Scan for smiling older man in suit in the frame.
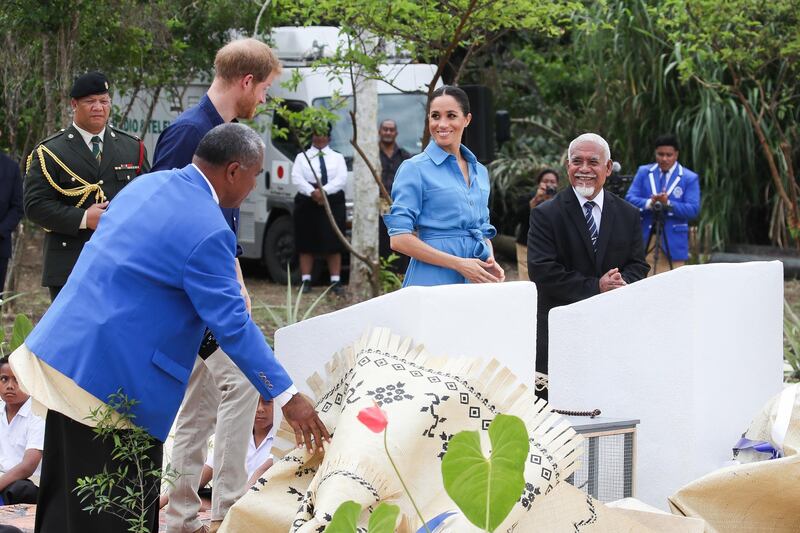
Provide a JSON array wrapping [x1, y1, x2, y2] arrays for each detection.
[[10, 123, 329, 533], [528, 133, 649, 400]]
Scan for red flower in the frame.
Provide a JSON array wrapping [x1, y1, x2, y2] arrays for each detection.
[[357, 404, 388, 433]]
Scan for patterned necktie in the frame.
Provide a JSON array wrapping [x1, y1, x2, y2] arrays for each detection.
[[318, 151, 328, 186], [91, 135, 102, 163], [584, 201, 598, 252], [659, 171, 667, 193]]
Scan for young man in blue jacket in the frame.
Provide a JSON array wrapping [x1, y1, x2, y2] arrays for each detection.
[[625, 134, 701, 274]]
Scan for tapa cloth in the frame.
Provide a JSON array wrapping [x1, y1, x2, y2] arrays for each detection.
[[669, 384, 800, 532], [219, 328, 584, 532]]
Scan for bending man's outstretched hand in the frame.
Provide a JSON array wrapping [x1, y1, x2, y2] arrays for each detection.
[[282, 393, 331, 454]]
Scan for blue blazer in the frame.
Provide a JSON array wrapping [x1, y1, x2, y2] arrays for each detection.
[[25, 164, 292, 441], [625, 163, 701, 261]]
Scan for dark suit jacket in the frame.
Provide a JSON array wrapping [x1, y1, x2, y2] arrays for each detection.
[[23, 124, 149, 287], [0, 152, 23, 258], [527, 188, 649, 375]]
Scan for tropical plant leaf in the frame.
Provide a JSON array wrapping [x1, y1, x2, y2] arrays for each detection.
[[301, 283, 335, 321], [324, 500, 361, 533], [441, 414, 529, 532], [368, 502, 400, 533], [10, 313, 34, 351]]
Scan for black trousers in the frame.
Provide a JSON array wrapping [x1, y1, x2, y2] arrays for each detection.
[[0, 478, 38, 504], [0, 256, 8, 294], [35, 410, 162, 533], [47, 285, 62, 301]]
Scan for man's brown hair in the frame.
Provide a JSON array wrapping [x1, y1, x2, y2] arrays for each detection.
[[214, 38, 282, 84]]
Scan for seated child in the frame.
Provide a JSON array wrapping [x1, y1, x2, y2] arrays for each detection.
[[0, 356, 45, 505], [161, 396, 275, 509]]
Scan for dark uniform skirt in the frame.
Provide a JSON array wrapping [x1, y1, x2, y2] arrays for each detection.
[[294, 191, 346, 254], [35, 410, 162, 533]]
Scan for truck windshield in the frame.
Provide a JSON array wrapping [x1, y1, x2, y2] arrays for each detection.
[[313, 93, 428, 164]]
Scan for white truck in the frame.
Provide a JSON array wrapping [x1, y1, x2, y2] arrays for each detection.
[[114, 26, 437, 282]]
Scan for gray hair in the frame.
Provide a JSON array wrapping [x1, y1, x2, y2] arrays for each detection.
[[195, 123, 265, 168], [568, 133, 611, 162]]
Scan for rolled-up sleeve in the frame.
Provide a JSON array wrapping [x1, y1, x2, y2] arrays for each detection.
[[383, 160, 421, 236]]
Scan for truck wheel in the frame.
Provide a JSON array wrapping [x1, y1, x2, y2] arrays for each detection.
[[263, 216, 299, 284]]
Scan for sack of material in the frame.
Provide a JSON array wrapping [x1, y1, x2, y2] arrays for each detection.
[[669, 384, 800, 532]]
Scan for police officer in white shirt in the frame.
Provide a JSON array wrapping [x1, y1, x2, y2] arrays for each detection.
[[291, 123, 348, 295]]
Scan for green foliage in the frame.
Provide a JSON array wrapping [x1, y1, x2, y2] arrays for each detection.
[[783, 299, 800, 382], [253, 266, 333, 341], [487, 133, 564, 235], [368, 502, 401, 532], [0, 292, 33, 357], [379, 254, 403, 294], [441, 414, 529, 532], [74, 390, 179, 533], [659, 0, 800, 247], [326, 500, 361, 533], [324, 501, 400, 533]]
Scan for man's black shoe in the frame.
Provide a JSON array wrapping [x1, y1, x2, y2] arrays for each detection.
[[301, 281, 312, 294]]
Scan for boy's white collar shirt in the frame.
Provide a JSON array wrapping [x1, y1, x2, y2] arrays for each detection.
[[0, 397, 45, 479]]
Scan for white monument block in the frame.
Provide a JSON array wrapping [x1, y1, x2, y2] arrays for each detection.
[[548, 261, 784, 508], [275, 281, 538, 396]]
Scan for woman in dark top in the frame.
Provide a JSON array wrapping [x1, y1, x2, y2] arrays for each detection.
[[516, 168, 560, 280]]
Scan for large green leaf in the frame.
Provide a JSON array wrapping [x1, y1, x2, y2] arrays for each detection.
[[10, 314, 34, 351], [324, 500, 361, 533], [368, 502, 400, 533], [441, 414, 529, 532]]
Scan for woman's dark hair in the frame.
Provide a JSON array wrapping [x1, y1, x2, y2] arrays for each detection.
[[536, 168, 560, 184], [0, 356, 9, 367], [428, 85, 470, 116]]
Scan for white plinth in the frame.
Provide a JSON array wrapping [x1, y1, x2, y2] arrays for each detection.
[[274, 281, 538, 396], [548, 261, 784, 508]]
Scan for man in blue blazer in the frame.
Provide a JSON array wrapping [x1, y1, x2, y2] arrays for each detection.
[[625, 134, 701, 274], [10, 123, 329, 533]]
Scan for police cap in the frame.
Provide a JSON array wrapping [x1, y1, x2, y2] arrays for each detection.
[[70, 71, 110, 99]]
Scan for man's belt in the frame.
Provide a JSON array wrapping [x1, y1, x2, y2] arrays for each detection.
[[418, 223, 497, 261]]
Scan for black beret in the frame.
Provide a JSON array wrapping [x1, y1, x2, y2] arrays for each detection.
[[70, 71, 110, 99]]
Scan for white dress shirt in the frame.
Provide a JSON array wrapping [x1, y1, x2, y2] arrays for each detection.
[[206, 425, 275, 478], [0, 397, 45, 481], [72, 122, 106, 154], [73, 122, 108, 230], [291, 145, 348, 196], [573, 187, 604, 233]]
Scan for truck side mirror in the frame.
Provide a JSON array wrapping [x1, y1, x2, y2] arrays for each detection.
[[495, 110, 510, 146]]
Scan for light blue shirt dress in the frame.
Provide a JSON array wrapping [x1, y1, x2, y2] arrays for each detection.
[[383, 141, 496, 287]]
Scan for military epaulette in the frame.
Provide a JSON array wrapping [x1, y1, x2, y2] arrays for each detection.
[[108, 124, 142, 142], [38, 128, 68, 146]]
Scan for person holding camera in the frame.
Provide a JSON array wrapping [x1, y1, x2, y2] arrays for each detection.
[[625, 134, 701, 274], [516, 169, 559, 281]]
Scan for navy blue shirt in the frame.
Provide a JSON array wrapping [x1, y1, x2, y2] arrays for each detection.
[[152, 94, 242, 256]]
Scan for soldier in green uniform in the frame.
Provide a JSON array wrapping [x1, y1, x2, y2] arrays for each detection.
[[24, 72, 150, 300]]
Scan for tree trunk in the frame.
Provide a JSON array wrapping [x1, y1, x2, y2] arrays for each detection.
[[42, 35, 57, 132], [349, 76, 381, 298]]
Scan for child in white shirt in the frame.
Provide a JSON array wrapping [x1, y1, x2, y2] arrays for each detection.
[[0, 356, 45, 505]]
